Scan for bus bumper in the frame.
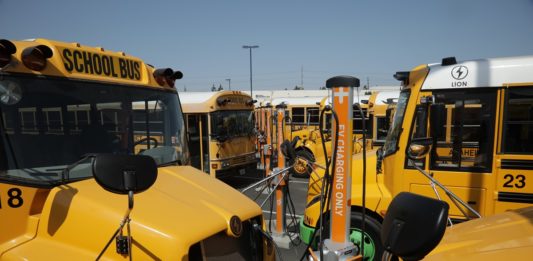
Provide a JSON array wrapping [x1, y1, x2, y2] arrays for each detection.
[[215, 162, 257, 178]]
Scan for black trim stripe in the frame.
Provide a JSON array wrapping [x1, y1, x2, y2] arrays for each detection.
[[498, 192, 533, 204], [501, 159, 533, 170]]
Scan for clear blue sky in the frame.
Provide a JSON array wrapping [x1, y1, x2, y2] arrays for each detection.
[[2, 0, 533, 92]]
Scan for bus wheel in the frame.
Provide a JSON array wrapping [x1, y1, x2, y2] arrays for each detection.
[[348, 212, 383, 261], [291, 150, 314, 178]]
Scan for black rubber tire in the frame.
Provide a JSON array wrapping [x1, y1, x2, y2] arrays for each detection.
[[349, 212, 383, 261], [290, 149, 315, 178]]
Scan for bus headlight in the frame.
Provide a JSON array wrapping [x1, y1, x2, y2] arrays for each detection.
[[221, 161, 230, 168]]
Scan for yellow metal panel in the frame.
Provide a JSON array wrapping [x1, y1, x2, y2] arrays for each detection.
[[1, 166, 263, 260], [427, 207, 533, 260], [410, 183, 486, 218]]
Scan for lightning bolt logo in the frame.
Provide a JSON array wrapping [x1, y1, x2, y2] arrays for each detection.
[[456, 67, 464, 78], [452, 66, 468, 80]]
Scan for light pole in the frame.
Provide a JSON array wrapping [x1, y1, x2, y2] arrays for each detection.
[[225, 78, 231, 90], [242, 45, 259, 98]]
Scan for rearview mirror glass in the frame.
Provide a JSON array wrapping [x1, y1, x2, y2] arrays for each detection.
[[93, 154, 157, 194], [407, 137, 433, 160]]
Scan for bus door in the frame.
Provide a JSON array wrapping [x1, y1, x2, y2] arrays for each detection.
[[494, 86, 533, 212], [405, 89, 497, 219], [186, 114, 209, 174]]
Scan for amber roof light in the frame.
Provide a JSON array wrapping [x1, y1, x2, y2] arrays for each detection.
[[0, 39, 17, 68]]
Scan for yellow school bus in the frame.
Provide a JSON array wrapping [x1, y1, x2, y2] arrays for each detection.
[[289, 92, 377, 178], [0, 38, 274, 260], [367, 90, 400, 148], [300, 55, 533, 260], [270, 96, 323, 134], [379, 192, 533, 261], [180, 91, 257, 178]]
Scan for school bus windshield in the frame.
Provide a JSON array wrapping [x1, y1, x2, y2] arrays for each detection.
[[0, 75, 189, 186], [382, 90, 410, 156], [210, 110, 254, 140]]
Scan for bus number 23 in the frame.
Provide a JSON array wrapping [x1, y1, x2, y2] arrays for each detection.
[[503, 174, 526, 189], [0, 188, 24, 208]]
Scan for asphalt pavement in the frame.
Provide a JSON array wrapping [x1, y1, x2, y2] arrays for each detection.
[[220, 168, 311, 261]]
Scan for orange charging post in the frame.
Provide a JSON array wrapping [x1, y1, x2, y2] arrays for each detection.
[[274, 104, 287, 234], [257, 105, 269, 172], [264, 105, 273, 178], [255, 108, 261, 167], [322, 76, 360, 260], [268, 103, 295, 249]]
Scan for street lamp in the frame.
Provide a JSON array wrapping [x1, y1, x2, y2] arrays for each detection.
[[242, 45, 259, 98], [225, 78, 231, 90]]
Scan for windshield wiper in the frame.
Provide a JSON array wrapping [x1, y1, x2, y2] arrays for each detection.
[[60, 154, 95, 184], [157, 159, 182, 167]]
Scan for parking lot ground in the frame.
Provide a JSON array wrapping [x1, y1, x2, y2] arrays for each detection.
[[220, 169, 311, 260]]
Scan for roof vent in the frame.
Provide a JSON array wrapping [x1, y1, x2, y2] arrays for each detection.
[[441, 57, 457, 66]]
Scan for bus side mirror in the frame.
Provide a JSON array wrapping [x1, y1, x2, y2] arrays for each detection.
[[407, 137, 433, 160], [430, 104, 445, 139], [381, 192, 449, 261], [280, 139, 297, 162], [93, 154, 157, 259], [93, 154, 157, 195]]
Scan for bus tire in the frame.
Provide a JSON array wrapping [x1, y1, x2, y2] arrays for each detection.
[[291, 149, 314, 178], [349, 212, 383, 261], [319, 212, 383, 261]]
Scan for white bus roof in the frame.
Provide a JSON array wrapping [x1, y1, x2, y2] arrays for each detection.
[[374, 91, 400, 105], [179, 91, 251, 104], [422, 55, 533, 90], [179, 92, 219, 104], [269, 96, 325, 107]]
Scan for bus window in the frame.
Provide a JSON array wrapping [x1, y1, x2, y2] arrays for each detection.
[[308, 108, 319, 125], [43, 107, 63, 133], [210, 111, 254, 139], [292, 107, 305, 124], [406, 104, 429, 168], [67, 104, 90, 133], [352, 107, 374, 138], [503, 87, 533, 154], [187, 115, 201, 170], [430, 90, 496, 172], [375, 117, 389, 141], [98, 103, 121, 134], [20, 107, 37, 134]]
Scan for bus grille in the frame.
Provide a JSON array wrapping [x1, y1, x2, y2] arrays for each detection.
[[229, 153, 255, 166]]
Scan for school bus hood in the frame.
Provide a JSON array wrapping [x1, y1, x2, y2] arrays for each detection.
[[2, 166, 262, 260], [426, 207, 533, 260]]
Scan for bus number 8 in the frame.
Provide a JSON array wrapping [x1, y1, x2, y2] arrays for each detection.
[[0, 188, 24, 208]]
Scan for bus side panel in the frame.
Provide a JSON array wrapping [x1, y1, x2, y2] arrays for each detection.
[[0, 184, 48, 253]]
